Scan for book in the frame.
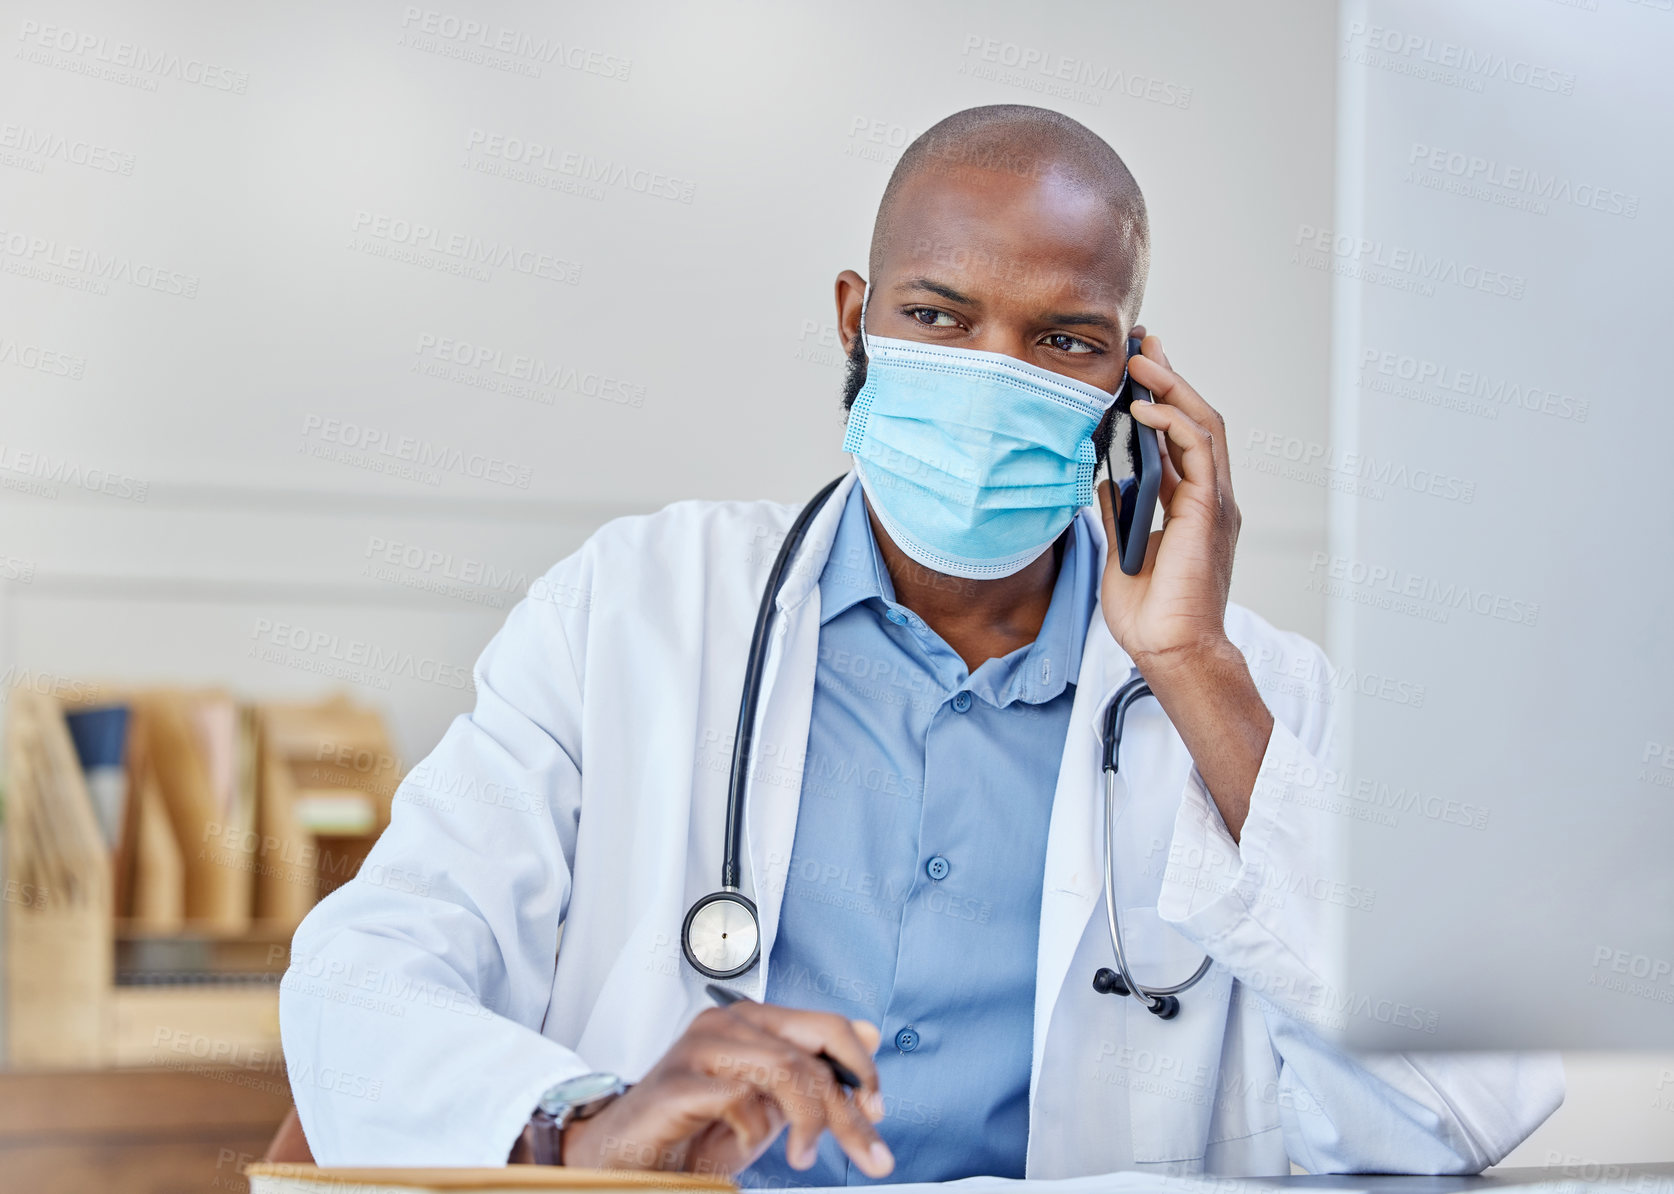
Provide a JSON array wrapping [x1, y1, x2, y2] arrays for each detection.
[[241, 1163, 736, 1194]]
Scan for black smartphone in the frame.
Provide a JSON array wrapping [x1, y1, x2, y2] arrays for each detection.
[[1106, 335, 1160, 576]]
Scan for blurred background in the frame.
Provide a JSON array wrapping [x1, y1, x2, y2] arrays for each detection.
[[0, 0, 1668, 1187]]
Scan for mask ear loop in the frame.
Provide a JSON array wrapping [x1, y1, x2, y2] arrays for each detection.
[[858, 281, 872, 359]]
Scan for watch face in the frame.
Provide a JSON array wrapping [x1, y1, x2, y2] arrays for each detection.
[[538, 1071, 623, 1116]]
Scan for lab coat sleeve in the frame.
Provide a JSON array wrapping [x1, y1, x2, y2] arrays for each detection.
[[1153, 632, 1564, 1173], [279, 564, 593, 1164]]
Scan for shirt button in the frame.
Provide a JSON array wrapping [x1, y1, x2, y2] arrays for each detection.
[[895, 1027, 920, 1053], [951, 691, 973, 713], [885, 609, 908, 626], [926, 856, 950, 881]]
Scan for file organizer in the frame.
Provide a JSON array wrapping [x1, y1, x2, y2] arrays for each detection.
[[3, 685, 400, 1068]]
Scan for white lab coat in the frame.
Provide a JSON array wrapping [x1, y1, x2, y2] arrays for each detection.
[[280, 469, 1562, 1174]]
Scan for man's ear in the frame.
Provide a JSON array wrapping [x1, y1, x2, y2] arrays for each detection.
[[835, 269, 867, 356]]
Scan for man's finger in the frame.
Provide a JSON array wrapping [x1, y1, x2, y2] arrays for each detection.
[[816, 1064, 895, 1179], [1130, 401, 1218, 493], [1140, 331, 1170, 370], [1129, 350, 1235, 498], [1157, 434, 1181, 511], [699, 1024, 892, 1178], [718, 1091, 776, 1156], [724, 1003, 881, 1097]]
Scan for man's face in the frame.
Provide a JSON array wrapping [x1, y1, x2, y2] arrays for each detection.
[[843, 159, 1139, 412]]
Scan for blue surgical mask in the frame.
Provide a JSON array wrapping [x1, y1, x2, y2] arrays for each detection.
[[842, 283, 1122, 579]]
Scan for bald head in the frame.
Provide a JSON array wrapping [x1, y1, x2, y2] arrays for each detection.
[[868, 105, 1149, 322]]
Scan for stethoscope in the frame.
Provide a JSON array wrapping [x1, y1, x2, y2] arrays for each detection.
[[680, 474, 1213, 1020]]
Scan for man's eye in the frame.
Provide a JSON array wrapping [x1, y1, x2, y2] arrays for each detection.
[[908, 307, 959, 328], [1045, 333, 1095, 354]]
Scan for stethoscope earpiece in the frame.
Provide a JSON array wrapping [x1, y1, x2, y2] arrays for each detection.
[[1092, 968, 1130, 996]]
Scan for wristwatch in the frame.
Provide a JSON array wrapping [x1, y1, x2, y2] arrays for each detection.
[[519, 1071, 628, 1165]]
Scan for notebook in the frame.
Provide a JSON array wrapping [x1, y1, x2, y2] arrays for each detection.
[[241, 1164, 736, 1194]]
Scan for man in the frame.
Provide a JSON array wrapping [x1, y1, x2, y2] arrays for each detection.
[[280, 105, 1561, 1179]]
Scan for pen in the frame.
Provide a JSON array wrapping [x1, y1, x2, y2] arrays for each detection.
[[704, 982, 862, 1091]]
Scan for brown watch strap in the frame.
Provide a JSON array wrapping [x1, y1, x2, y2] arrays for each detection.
[[511, 1085, 628, 1165], [509, 1112, 563, 1165]]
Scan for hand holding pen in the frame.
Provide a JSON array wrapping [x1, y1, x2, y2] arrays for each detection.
[[704, 982, 865, 1090], [557, 983, 892, 1176]]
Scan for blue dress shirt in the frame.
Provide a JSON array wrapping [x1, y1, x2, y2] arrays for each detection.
[[741, 482, 1097, 1186]]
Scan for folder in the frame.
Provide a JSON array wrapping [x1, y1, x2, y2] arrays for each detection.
[[242, 1164, 735, 1194], [129, 691, 253, 930], [2, 688, 113, 1067]]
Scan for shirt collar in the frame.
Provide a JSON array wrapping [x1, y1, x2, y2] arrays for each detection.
[[815, 481, 1095, 706], [817, 480, 896, 624]]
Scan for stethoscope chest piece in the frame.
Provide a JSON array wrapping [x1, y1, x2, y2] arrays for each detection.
[[682, 889, 761, 980]]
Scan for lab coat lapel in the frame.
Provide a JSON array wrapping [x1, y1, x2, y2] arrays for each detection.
[[737, 471, 858, 998], [1030, 506, 1135, 1108]]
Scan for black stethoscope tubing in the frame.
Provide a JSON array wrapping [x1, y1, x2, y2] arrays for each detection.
[[720, 474, 845, 891]]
